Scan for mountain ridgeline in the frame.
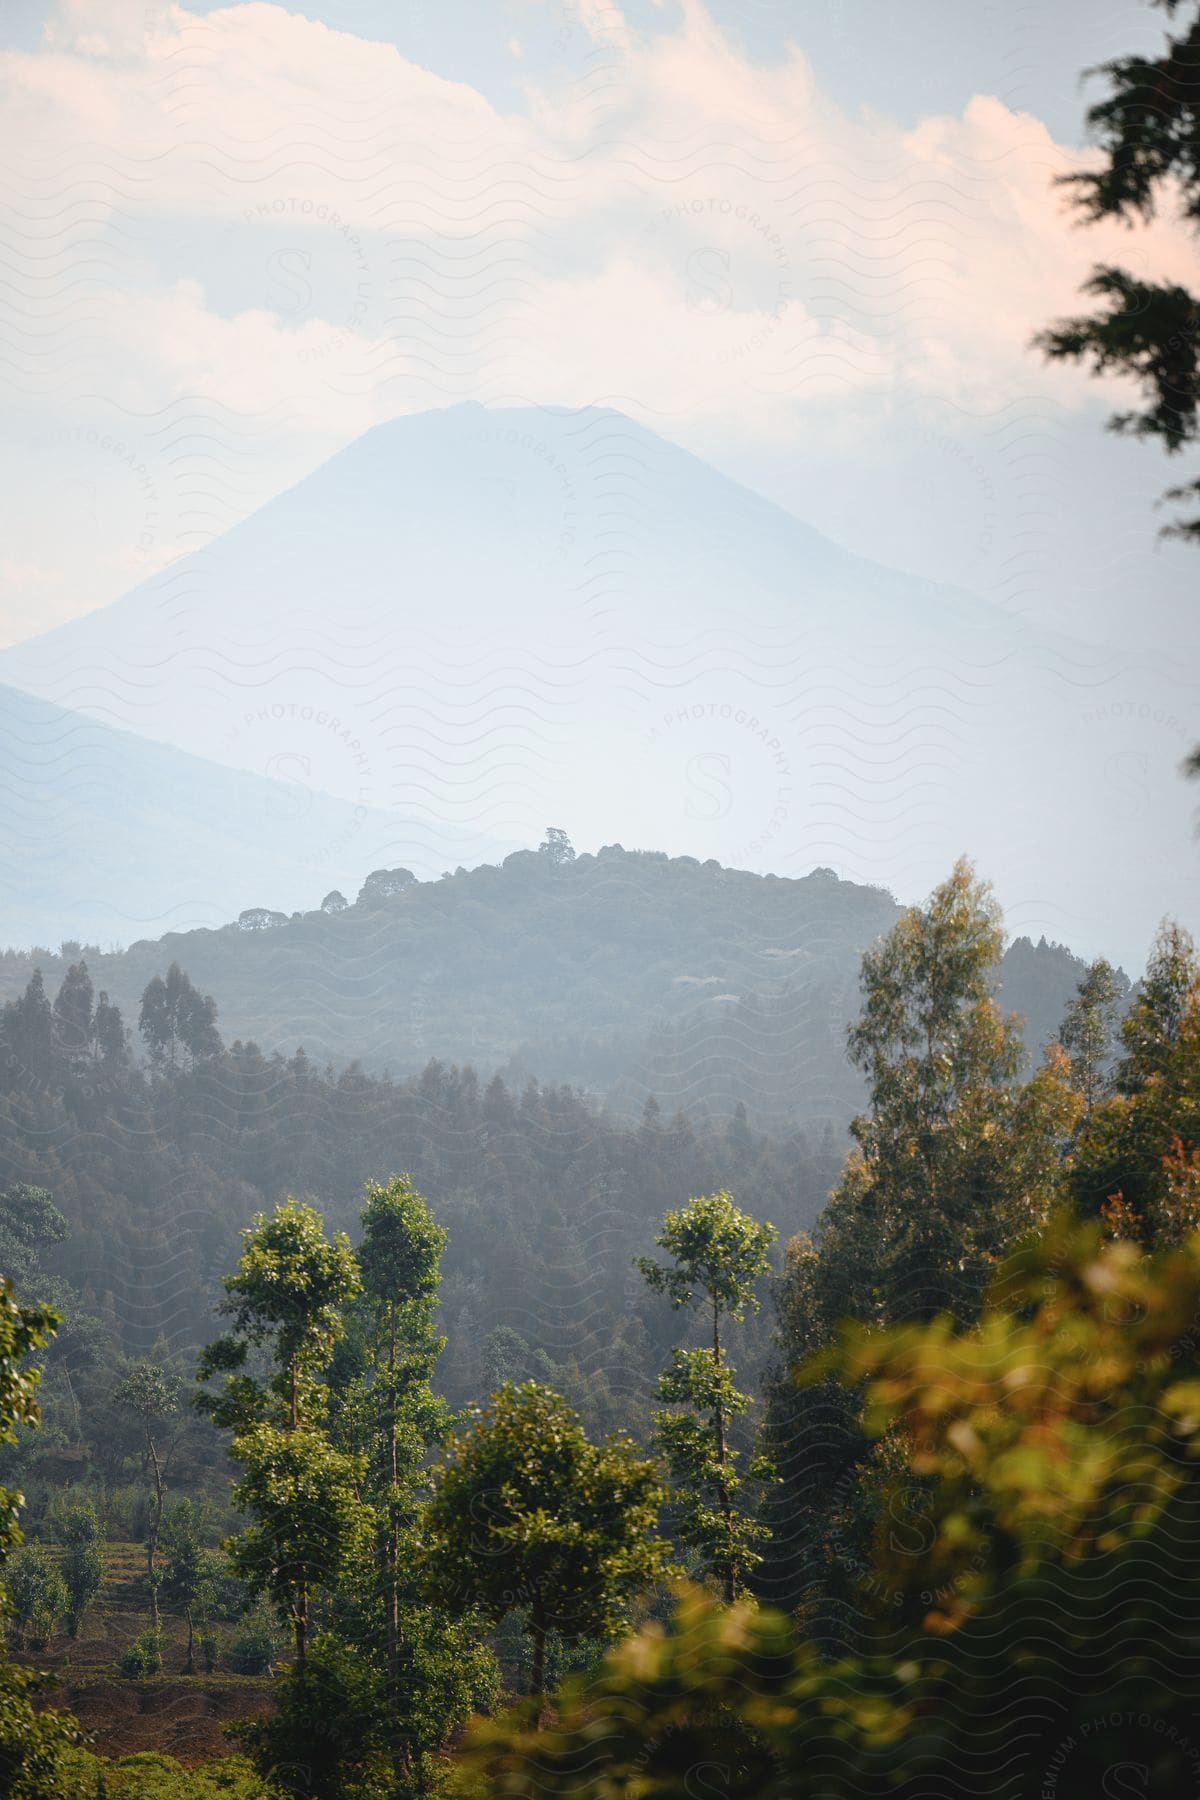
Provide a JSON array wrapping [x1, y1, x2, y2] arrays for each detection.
[[0, 843, 1107, 1131], [0, 401, 1190, 970], [0, 682, 493, 952]]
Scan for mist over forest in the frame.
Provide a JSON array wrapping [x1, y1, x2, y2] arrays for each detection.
[[2, 3, 1200, 1798]]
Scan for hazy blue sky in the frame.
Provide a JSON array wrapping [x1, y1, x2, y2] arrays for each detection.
[[0, 1, 1161, 138]]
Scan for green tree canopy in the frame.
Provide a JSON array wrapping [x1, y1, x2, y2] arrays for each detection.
[[636, 1188, 776, 1321], [822, 857, 1076, 1325], [138, 962, 222, 1069], [160, 1500, 217, 1675], [1067, 920, 1200, 1242], [758, 863, 1079, 1626], [423, 1381, 670, 1699], [0, 1186, 69, 1294], [227, 1423, 367, 1669], [199, 1198, 361, 1431], [1058, 955, 1123, 1117]]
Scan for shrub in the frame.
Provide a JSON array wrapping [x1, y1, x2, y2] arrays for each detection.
[[6, 1544, 68, 1650], [58, 1500, 106, 1638], [120, 1627, 164, 1679], [226, 1609, 277, 1676], [231, 1639, 390, 1799]]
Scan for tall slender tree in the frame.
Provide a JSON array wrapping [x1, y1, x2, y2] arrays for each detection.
[[114, 1359, 181, 1629], [353, 1175, 452, 1775], [1067, 920, 1200, 1243], [138, 963, 222, 1070], [637, 1191, 776, 1603], [160, 1500, 216, 1675], [1059, 957, 1124, 1118], [51, 963, 93, 1063], [198, 1199, 363, 1666], [828, 857, 1075, 1324], [758, 863, 1078, 1628]]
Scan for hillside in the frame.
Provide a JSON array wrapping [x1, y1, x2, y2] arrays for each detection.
[[0, 684, 497, 948], [0, 842, 1106, 1128]]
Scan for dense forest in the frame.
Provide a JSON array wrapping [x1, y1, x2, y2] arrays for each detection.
[[2, 843, 1196, 1797], [0, 838, 1104, 1130]]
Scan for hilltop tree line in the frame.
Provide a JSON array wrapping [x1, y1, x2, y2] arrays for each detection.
[[0, 838, 1101, 1132]]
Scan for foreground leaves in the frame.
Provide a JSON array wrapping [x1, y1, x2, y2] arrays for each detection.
[[465, 1216, 1200, 1798]]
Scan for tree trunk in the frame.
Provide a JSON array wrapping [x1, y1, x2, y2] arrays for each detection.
[[385, 1301, 408, 1774], [294, 1587, 307, 1668], [288, 1354, 306, 1667], [147, 1431, 164, 1630], [529, 1602, 547, 1707], [712, 1301, 735, 1605], [185, 1608, 194, 1676]]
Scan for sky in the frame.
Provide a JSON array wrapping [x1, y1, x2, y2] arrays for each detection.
[[0, 0, 1198, 963]]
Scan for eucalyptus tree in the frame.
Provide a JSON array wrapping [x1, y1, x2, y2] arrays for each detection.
[[114, 1359, 181, 1628], [1059, 957, 1124, 1118], [351, 1175, 454, 1772], [637, 1190, 776, 1603], [198, 1199, 363, 1666]]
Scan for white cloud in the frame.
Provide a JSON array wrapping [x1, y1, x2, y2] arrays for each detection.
[[2, 0, 1198, 635]]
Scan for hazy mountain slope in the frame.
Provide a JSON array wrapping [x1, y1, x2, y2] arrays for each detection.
[[0, 845, 1102, 1129], [0, 684, 496, 948], [1, 402, 1192, 967]]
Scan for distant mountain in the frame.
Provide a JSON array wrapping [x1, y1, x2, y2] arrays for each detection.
[[1, 401, 1194, 966], [0, 844, 1108, 1129], [0, 684, 499, 948]]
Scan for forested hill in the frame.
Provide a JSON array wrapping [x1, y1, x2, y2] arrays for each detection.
[[0, 841, 1110, 1128]]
